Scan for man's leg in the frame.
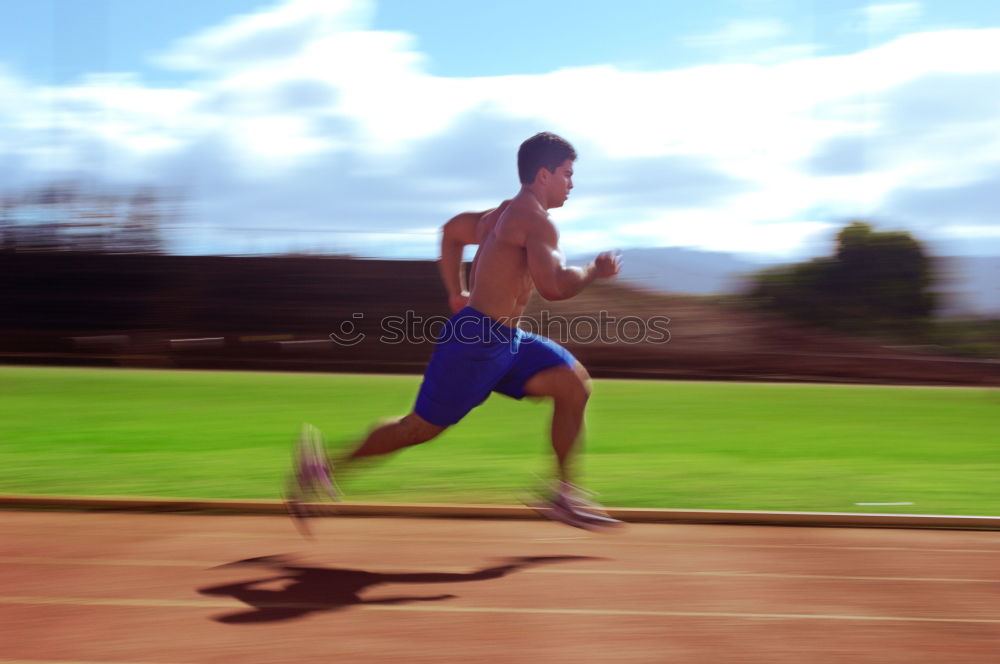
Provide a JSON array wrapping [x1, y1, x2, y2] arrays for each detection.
[[288, 412, 444, 522], [520, 360, 619, 530], [339, 412, 445, 463], [522, 361, 592, 482]]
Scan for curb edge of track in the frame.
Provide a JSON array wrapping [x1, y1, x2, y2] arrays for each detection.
[[2, 494, 999, 531]]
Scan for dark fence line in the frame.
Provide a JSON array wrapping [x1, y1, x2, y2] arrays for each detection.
[[1, 253, 997, 386], [1, 252, 452, 364]]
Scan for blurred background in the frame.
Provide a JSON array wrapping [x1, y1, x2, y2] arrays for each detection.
[[1, 0, 998, 382]]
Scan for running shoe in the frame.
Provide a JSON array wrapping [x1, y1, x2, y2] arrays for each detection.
[[531, 481, 623, 531], [285, 423, 339, 537]]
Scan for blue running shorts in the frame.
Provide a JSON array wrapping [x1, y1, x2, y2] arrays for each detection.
[[414, 306, 578, 427]]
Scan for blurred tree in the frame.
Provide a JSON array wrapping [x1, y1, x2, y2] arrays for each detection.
[[2, 182, 166, 254], [749, 221, 936, 332], [832, 221, 935, 323], [117, 188, 165, 254], [0, 196, 13, 252]]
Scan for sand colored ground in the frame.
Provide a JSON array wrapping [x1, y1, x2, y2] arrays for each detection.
[[2, 510, 1000, 663]]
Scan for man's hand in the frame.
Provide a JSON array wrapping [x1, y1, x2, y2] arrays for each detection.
[[449, 291, 470, 313], [590, 251, 622, 279]]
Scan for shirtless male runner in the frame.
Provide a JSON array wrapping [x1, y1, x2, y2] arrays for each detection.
[[288, 132, 623, 530]]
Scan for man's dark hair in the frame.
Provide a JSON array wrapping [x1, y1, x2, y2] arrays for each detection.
[[517, 132, 577, 184]]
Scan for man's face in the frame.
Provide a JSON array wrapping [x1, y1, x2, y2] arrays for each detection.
[[545, 159, 575, 208]]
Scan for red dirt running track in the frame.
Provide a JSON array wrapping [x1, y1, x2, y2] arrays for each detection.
[[2, 510, 999, 663]]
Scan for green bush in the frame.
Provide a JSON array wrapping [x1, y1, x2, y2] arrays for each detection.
[[749, 221, 935, 333]]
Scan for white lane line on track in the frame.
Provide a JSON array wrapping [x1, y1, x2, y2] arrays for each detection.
[[2, 556, 999, 584], [1, 595, 999, 625], [0, 660, 172, 664], [532, 569, 1000, 583], [70, 528, 995, 553], [0, 557, 208, 568], [367, 604, 1000, 624], [5, 525, 1000, 553], [154, 532, 1000, 554]]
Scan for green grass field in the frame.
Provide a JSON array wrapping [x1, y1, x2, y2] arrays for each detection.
[[2, 366, 998, 515]]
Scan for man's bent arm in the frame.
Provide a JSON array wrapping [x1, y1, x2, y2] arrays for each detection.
[[525, 227, 593, 301], [439, 212, 481, 310], [526, 223, 620, 301]]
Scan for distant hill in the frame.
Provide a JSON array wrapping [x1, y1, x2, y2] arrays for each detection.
[[570, 247, 767, 296], [935, 256, 1000, 316], [572, 247, 1000, 316]]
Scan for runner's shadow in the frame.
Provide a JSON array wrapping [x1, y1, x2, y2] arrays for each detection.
[[198, 554, 599, 624]]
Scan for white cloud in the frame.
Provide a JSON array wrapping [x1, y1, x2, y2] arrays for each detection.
[[860, 3, 923, 36], [682, 18, 818, 65], [2, 0, 999, 259], [684, 18, 790, 47], [155, 0, 373, 72]]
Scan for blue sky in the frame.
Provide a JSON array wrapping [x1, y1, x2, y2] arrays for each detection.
[[2, 0, 1000, 259]]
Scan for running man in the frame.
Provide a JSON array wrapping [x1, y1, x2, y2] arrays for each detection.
[[289, 132, 623, 530]]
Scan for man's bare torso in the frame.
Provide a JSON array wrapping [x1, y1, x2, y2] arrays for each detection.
[[467, 192, 554, 325]]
